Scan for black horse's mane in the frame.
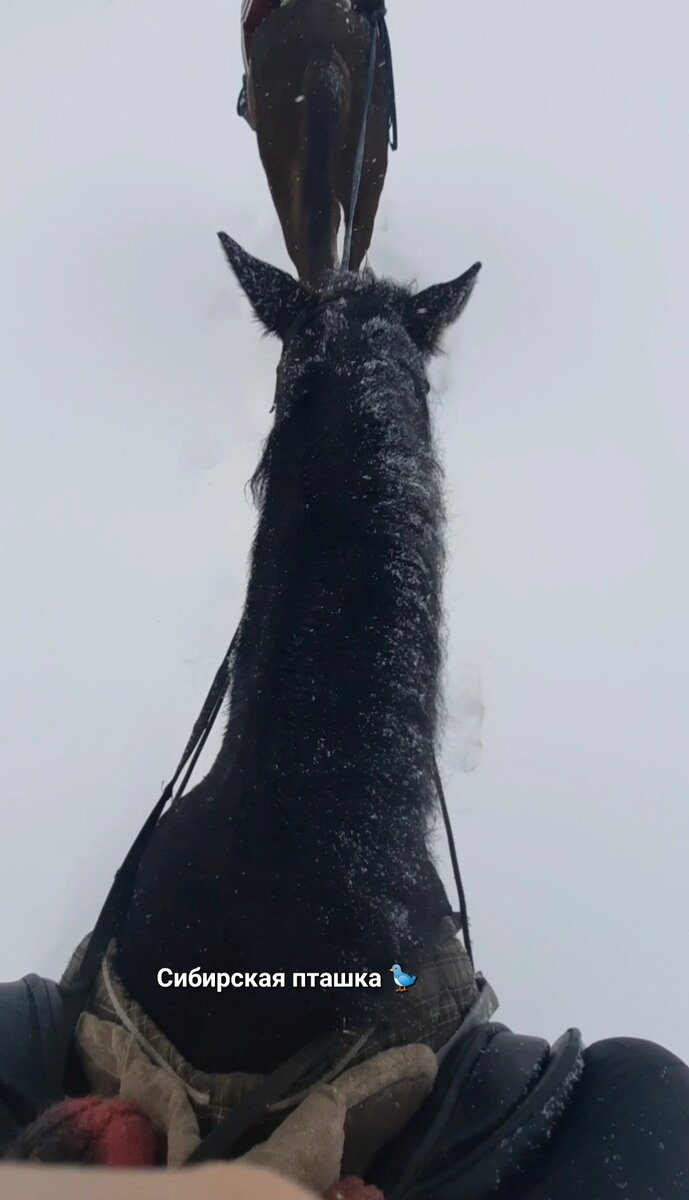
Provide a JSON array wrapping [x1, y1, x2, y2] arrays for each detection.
[[220, 286, 448, 878], [117, 269, 456, 1071]]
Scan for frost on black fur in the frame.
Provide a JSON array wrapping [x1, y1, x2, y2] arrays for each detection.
[[117, 244, 480, 1073]]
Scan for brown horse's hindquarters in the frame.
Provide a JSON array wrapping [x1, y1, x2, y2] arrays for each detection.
[[249, 1, 389, 283]]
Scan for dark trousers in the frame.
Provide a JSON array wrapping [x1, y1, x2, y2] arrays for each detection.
[[509, 1037, 689, 1198]]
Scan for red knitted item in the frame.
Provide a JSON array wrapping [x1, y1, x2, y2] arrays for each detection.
[[324, 1178, 385, 1200], [5, 1096, 161, 1166]]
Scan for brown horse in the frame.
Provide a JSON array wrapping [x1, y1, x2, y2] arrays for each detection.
[[246, 0, 393, 288]]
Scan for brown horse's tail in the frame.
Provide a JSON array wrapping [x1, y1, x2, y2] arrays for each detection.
[[297, 51, 351, 287]]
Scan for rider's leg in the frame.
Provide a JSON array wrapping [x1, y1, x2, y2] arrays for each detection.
[[516, 1037, 689, 1198]]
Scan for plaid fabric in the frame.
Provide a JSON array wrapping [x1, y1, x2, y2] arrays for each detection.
[[62, 930, 477, 1128]]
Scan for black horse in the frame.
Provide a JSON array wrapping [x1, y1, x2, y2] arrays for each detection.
[[4, 247, 689, 1198], [115, 240, 481, 1074]]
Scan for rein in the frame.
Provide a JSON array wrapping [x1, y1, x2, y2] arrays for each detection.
[[71, 608, 472, 1002], [64, 607, 472, 1161], [68, 632, 239, 998], [341, 2, 397, 273]]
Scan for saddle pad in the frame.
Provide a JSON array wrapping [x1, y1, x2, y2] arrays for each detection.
[[62, 930, 478, 1129]]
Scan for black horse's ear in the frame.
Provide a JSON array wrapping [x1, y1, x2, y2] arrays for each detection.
[[217, 234, 309, 339], [405, 263, 482, 355]]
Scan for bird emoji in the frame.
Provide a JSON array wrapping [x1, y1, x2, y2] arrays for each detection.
[[390, 963, 417, 993]]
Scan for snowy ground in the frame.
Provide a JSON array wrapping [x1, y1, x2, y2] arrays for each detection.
[[2, 1, 688, 1060]]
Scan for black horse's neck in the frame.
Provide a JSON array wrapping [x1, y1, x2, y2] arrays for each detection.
[[221, 327, 444, 877], [117, 252, 480, 1073]]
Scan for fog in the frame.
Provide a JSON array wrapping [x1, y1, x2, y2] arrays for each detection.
[[1, 1, 687, 1059]]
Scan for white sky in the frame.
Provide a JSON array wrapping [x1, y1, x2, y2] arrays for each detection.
[[1, 1, 688, 1061]]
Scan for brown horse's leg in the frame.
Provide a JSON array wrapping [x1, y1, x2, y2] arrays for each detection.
[[293, 54, 351, 288], [269, 167, 303, 275], [255, 61, 346, 288], [265, 163, 335, 288]]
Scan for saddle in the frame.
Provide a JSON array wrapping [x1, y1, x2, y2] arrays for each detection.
[[0, 961, 582, 1200]]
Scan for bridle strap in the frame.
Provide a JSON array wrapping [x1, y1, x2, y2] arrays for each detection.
[[341, 3, 397, 272], [282, 298, 335, 345], [184, 1032, 340, 1164], [341, 8, 381, 273], [66, 630, 239, 998], [435, 760, 473, 968]]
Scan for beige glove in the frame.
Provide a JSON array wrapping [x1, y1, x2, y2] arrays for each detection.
[[76, 1007, 436, 1187], [241, 1044, 437, 1194]]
